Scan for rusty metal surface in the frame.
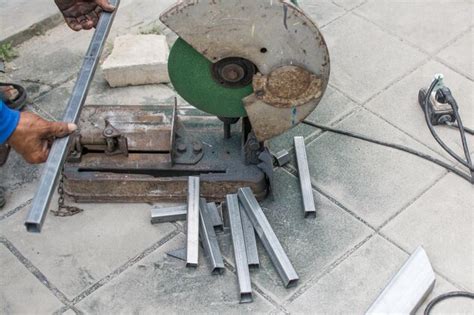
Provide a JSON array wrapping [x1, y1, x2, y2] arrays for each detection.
[[252, 66, 323, 108], [63, 112, 269, 203], [78, 106, 173, 152]]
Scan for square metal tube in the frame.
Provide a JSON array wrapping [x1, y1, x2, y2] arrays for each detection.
[[226, 194, 253, 303], [199, 198, 225, 275], [186, 176, 200, 267], [294, 136, 316, 218], [238, 187, 299, 288], [240, 206, 260, 268], [207, 202, 224, 231], [150, 205, 187, 224]]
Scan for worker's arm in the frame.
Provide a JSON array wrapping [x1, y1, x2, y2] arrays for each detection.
[[0, 100, 20, 144], [55, 0, 115, 31]]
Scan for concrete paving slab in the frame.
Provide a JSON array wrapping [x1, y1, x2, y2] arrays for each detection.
[[287, 235, 473, 314], [320, 13, 427, 103], [365, 60, 474, 161], [0, 182, 35, 221], [332, 0, 366, 10], [0, 201, 177, 299], [299, 0, 346, 27], [6, 23, 93, 86], [0, 150, 39, 189], [0, 245, 64, 314], [218, 169, 372, 302], [0, 0, 61, 45], [87, 69, 178, 106], [416, 275, 474, 315], [382, 173, 474, 291], [102, 35, 170, 87], [303, 108, 446, 228], [438, 28, 474, 80], [77, 234, 277, 313], [268, 87, 358, 155], [286, 235, 407, 314], [306, 86, 358, 126], [355, 0, 473, 54]]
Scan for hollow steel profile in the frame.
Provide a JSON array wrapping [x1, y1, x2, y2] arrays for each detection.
[[240, 207, 260, 268], [186, 176, 200, 267], [24, 0, 120, 233], [366, 246, 436, 315], [150, 205, 187, 224], [238, 187, 299, 288], [207, 202, 224, 231], [226, 194, 253, 303], [199, 199, 225, 275], [294, 136, 316, 218]]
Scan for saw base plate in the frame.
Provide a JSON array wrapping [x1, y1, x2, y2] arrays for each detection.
[[62, 105, 268, 203]]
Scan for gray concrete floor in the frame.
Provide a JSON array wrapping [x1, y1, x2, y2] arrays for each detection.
[[1, 0, 473, 314]]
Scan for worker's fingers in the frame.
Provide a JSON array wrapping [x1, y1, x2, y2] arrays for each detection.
[[86, 11, 99, 28], [43, 122, 78, 139], [65, 17, 82, 31], [95, 0, 115, 12], [77, 15, 94, 30]]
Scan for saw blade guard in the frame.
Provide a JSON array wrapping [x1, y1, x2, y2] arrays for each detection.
[[161, 0, 330, 141]]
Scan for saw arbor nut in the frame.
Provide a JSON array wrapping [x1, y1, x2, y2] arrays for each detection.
[[253, 66, 323, 108]]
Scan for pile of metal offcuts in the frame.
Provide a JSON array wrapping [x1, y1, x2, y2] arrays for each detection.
[[149, 133, 318, 303], [151, 182, 299, 304]]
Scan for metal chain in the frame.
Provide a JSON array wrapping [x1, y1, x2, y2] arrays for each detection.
[[50, 171, 84, 217]]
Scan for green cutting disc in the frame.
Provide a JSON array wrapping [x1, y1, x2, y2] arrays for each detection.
[[168, 38, 253, 118]]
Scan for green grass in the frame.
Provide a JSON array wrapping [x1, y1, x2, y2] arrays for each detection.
[[0, 43, 18, 62]]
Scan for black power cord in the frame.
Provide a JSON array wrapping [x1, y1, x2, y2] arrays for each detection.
[[424, 291, 474, 315], [302, 121, 473, 183], [302, 76, 473, 184], [422, 77, 473, 180]]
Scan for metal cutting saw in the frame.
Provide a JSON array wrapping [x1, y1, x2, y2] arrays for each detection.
[[62, 0, 330, 203]]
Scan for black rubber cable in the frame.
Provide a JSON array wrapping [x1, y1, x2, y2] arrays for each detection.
[[446, 123, 474, 136], [424, 291, 474, 315], [423, 79, 473, 171], [302, 120, 473, 183]]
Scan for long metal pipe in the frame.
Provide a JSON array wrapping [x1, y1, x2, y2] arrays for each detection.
[[24, 0, 120, 233]]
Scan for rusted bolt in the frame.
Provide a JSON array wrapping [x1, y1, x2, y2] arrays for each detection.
[[193, 142, 203, 154], [177, 143, 187, 153]]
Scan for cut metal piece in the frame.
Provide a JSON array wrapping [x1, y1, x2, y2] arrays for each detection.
[[167, 248, 187, 262], [207, 202, 224, 232], [24, 0, 120, 233], [199, 198, 225, 275], [226, 194, 253, 304], [150, 205, 187, 224], [238, 187, 299, 288], [240, 206, 260, 268], [366, 246, 436, 315], [294, 136, 316, 218], [273, 150, 290, 167], [186, 176, 200, 267]]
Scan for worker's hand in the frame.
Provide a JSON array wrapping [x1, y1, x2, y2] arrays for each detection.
[[7, 112, 77, 164], [55, 0, 115, 31]]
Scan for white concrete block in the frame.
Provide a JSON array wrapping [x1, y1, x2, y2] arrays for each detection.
[[102, 34, 170, 87]]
